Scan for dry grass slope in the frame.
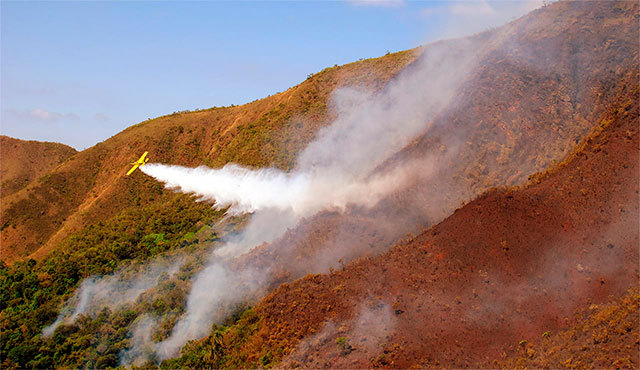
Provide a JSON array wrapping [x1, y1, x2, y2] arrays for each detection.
[[0, 136, 77, 198], [0, 49, 418, 264], [173, 65, 638, 369]]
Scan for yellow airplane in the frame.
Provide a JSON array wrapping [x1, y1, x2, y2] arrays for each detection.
[[126, 151, 149, 175]]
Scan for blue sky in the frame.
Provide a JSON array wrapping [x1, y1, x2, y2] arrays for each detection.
[[1, 0, 542, 150]]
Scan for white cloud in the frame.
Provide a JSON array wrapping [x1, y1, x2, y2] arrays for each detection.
[[5, 108, 79, 123], [94, 113, 109, 122], [346, 0, 405, 8]]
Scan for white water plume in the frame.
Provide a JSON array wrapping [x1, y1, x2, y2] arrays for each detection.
[[141, 164, 309, 216], [141, 159, 422, 221], [131, 36, 488, 362]]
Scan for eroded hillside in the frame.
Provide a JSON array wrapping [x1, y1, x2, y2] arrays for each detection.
[[170, 65, 638, 370], [0, 1, 638, 369]]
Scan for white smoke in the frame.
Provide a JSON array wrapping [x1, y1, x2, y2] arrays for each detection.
[[135, 36, 489, 361], [45, 35, 488, 363], [141, 36, 481, 236], [155, 260, 266, 359], [282, 299, 395, 366], [42, 257, 184, 337], [118, 314, 159, 366]]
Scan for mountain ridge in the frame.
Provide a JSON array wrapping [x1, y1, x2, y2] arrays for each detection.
[[0, 135, 77, 199], [0, 1, 638, 368], [1, 49, 419, 264]]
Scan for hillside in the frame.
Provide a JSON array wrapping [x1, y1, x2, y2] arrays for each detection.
[[2, 2, 638, 266], [0, 136, 77, 261], [171, 65, 638, 369], [0, 50, 418, 264], [501, 288, 639, 369], [187, 0, 639, 306], [0, 136, 76, 198], [0, 1, 638, 369]]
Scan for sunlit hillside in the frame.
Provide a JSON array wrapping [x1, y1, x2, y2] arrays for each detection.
[[1, 49, 418, 263], [0, 1, 638, 369], [0, 136, 76, 199]]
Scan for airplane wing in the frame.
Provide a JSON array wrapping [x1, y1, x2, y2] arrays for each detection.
[[126, 163, 140, 176], [139, 151, 148, 163]]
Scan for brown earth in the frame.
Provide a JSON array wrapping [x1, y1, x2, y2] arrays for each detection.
[[233, 0, 639, 299], [1, 1, 637, 266], [213, 68, 639, 368], [500, 288, 639, 369], [0, 136, 77, 261], [0, 136, 76, 198], [0, 49, 418, 264]]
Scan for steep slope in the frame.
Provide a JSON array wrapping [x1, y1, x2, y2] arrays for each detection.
[[211, 0, 639, 300], [400, 0, 639, 199], [0, 136, 77, 261], [0, 50, 418, 263], [0, 1, 638, 368], [2, 2, 637, 266], [501, 288, 639, 369], [0, 136, 76, 198], [180, 66, 638, 369]]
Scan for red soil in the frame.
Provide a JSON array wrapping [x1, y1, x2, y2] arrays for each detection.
[[241, 73, 639, 368]]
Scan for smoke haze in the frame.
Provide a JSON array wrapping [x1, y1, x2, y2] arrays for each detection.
[[48, 22, 566, 364], [31, 2, 639, 367], [133, 37, 489, 361], [42, 256, 184, 337]]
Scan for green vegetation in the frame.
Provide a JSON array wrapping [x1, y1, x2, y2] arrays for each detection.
[[160, 307, 264, 369], [0, 194, 224, 369], [212, 104, 294, 168], [336, 336, 354, 355]]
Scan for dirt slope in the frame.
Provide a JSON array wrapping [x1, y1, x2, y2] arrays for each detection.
[[233, 0, 639, 297], [0, 50, 418, 263], [401, 0, 639, 198], [1, 1, 637, 266], [0, 136, 76, 198], [501, 288, 639, 369], [0, 137, 77, 261], [210, 71, 639, 368]]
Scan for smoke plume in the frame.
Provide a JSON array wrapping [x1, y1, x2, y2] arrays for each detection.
[[46, 33, 503, 365], [42, 256, 184, 337], [134, 37, 488, 361]]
